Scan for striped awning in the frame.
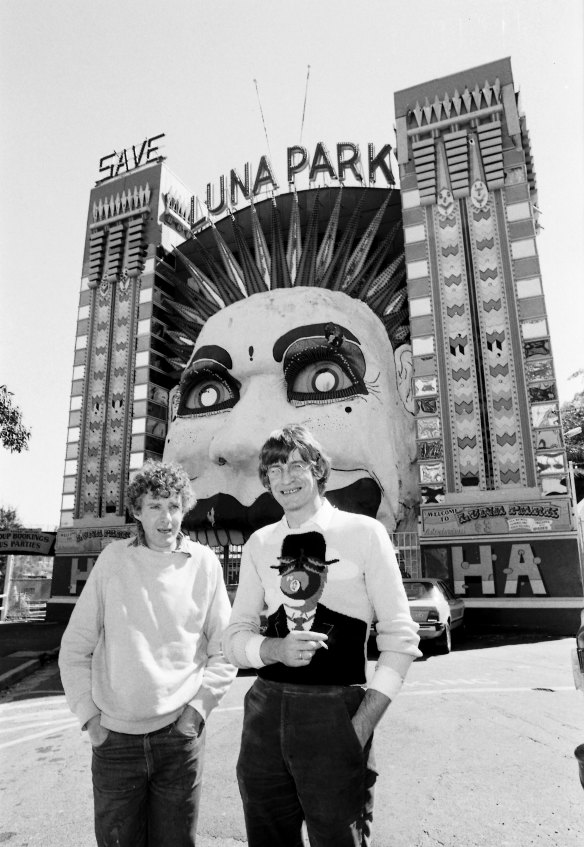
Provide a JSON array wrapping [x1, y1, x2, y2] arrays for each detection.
[[188, 528, 247, 547]]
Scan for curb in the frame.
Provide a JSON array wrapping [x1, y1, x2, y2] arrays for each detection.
[[0, 647, 60, 692]]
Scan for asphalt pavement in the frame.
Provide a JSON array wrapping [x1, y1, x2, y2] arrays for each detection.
[[2, 631, 583, 846]]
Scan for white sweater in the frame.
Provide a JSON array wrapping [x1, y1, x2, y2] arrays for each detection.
[[59, 536, 236, 734], [223, 500, 421, 700]]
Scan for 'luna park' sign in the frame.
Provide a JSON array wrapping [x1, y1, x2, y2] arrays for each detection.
[[200, 142, 396, 217], [97, 134, 395, 218]]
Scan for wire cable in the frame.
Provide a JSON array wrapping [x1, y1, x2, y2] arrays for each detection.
[[253, 78, 273, 163], [300, 65, 311, 143]]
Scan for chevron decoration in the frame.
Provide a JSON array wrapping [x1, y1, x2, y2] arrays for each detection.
[[466, 192, 526, 488], [101, 281, 138, 515], [76, 287, 111, 517], [408, 78, 502, 130], [92, 183, 151, 224], [76, 215, 145, 518], [433, 202, 482, 489]]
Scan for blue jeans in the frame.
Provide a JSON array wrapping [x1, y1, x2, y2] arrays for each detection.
[[237, 678, 377, 847], [91, 720, 205, 847]]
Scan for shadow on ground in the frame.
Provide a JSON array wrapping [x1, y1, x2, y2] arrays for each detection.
[[0, 621, 66, 657]]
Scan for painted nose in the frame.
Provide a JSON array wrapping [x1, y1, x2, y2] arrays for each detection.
[[208, 418, 260, 472], [208, 376, 288, 471]]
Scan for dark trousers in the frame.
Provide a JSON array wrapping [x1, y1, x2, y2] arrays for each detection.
[[91, 721, 205, 847], [237, 677, 377, 847]]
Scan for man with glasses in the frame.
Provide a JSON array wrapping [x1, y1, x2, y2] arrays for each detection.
[[223, 424, 421, 847]]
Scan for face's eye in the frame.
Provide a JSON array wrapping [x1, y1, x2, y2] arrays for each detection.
[[284, 345, 367, 405], [291, 360, 352, 396], [178, 366, 239, 417], [287, 577, 301, 594]]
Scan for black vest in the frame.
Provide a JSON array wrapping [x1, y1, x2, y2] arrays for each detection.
[[259, 603, 368, 685]]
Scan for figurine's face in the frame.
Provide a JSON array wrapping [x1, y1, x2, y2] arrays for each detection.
[[279, 562, 326, 610], [471, 179, 489, 210], [436, 187, 455, 218], [164, 287, 416, 539]]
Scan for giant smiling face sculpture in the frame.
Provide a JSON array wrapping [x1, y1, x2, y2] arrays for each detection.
[[163, 286, 416, 541]]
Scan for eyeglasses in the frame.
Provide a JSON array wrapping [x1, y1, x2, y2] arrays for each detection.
[[266, 461, 312, 482]]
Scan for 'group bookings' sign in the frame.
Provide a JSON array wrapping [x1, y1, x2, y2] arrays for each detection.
[[0, 530, 56, 556]]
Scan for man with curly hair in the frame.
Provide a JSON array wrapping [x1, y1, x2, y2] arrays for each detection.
[[59, 460, 236, 847]]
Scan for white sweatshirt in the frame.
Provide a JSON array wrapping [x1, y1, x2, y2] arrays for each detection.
[[223, 500, 421, 700], [59, 535, 236, 734]]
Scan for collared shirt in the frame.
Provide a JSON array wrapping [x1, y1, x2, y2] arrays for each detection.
[[222, 499, 421, 700], [285, 607, 317, 631]]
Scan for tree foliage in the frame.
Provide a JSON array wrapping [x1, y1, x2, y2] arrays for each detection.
[[560, 370, 584, 503], [0, 506, 23, 530], [561, 369, 584, 467], [12, 554, 53, 578], [0, 385, 31, 453], [562, 404, 584, 464]]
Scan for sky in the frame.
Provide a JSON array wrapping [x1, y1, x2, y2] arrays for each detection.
[[0, 0, 582, 530]]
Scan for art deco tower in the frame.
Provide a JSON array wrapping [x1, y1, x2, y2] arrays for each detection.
[[395, 58, 581, 626], [49, 149, 194, 619]]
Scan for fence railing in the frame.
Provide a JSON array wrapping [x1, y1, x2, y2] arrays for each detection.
[[214, 532, 422, 587], [26, 602, 47, 621], [391, 531, 422, 579], [0, 592, 47, 622], [213, 545, 242, 587]]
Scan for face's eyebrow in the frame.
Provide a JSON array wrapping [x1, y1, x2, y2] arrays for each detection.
[[272, 323, 361, 363], [190, 345, 233, 370]]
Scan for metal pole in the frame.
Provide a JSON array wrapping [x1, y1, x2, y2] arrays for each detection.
[[568, 461, 584, 591], [0, 554, 15, 621]]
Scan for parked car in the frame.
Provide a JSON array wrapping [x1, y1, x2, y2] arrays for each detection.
[[403, 578, 465, 653]]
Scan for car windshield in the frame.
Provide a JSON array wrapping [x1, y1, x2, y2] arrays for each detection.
[[404, 582, 435, 600]]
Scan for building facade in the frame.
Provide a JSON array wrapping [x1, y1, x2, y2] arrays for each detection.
[[395, 58, 581, 628], [48, 60, 582, 630], [50, 155, 194, 614]]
